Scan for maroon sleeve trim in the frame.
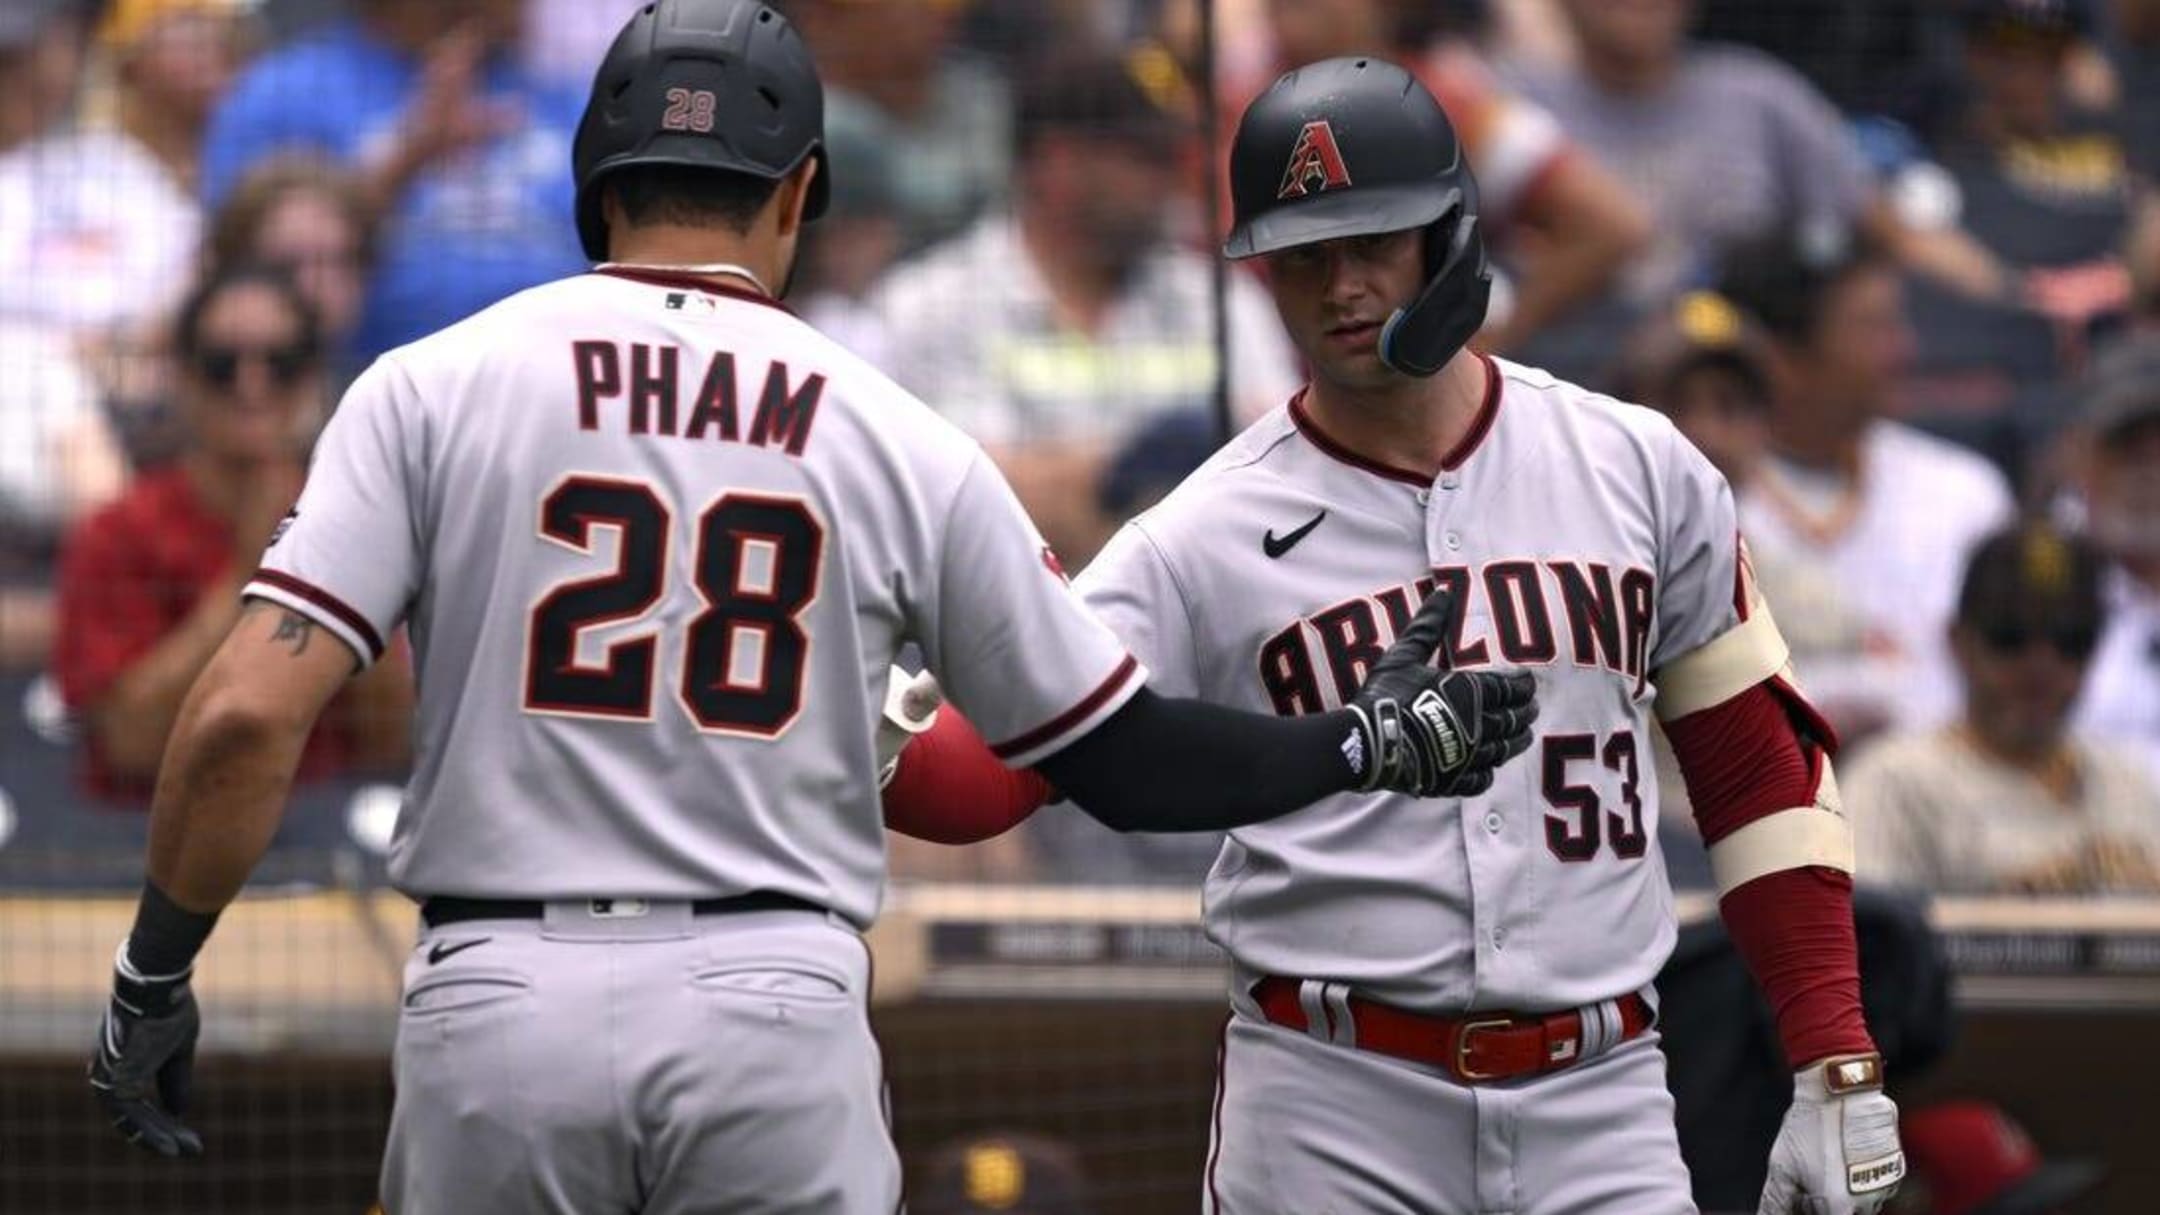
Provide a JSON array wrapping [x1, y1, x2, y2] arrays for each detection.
[[988, 654, 1142, 761], [248, 569, 386, 660]]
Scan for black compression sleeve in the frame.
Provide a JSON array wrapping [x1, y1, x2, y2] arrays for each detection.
[[1032, 687, 1361, 832]]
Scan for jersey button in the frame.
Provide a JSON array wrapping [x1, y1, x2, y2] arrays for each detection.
[[1491, 928, 1507, 950], [1440, 475, 1459, 491], [1416, 489, 1431, 505], [1484, 812, 1503, 833], [1444, 532, 1462, 551]]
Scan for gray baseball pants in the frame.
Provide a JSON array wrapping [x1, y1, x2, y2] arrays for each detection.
[[380, 900, 899, 1214], [1204, 985, 1696, 1214]]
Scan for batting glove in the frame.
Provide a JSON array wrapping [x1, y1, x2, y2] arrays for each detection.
[[875, 666, 943, 788], [1758, 1053, 1905, 1215], [89, 942, 204, 1158], [1345, 585, 1539, 797]]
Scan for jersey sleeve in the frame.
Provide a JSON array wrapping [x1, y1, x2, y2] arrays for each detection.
[[1647, 424, 1806, 722], [1075, 521, 1203, 700], [917, 452, 1145, 767], [242, 356, 423, 668]]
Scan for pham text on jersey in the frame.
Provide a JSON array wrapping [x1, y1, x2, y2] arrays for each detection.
[[572, 341, 822, 457]]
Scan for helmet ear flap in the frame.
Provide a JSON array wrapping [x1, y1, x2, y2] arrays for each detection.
[[1377, 201, 1492, 378]]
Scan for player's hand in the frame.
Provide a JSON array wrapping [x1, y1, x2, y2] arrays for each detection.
[[88, 946, 204, 1158], [1344, 585, 1538, 797], [1758, 1054, 1904, 1215]]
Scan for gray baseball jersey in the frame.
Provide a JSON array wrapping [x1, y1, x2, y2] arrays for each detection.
[[247, 267, 1143, 926], [1079, 355, 1747, 1014]]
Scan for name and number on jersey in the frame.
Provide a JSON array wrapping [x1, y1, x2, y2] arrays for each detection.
[[1257, 559, 1659, 867], [522, 335, 830, 737]]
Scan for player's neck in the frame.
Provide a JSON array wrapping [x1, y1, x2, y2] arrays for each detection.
[[605, 228, 780, 299], [1303, 352, 1489, 480]]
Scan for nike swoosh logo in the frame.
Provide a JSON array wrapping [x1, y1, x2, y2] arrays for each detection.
[[1263, 510, 1328, 559], [426, 938, 491, 966]]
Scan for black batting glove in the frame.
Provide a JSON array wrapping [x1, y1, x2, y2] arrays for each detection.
[[1345, 585, 1540, 797], [89, 944, 204, 1158]]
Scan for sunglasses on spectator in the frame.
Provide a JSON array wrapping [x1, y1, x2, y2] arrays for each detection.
[[189, 343, 317, 388], [1975, 622, 2098, 660]]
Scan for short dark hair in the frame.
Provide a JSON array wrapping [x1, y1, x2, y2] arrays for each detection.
[[1717, 223, 1892, 346], [173, 263, 322, 365], [605, 163, 782, 238]]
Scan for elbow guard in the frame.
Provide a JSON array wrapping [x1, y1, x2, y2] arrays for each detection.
[[1706, 755, 1855, 895], [1657, 565, 1854, 895]]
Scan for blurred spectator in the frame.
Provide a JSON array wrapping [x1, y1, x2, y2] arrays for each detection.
[[1722, 226, 2015, 740], [53, 266, 411, 802], [1898, 0, 2160, 418], [2069, 337, 2160, 782], [915, 1131, 1096, 1215], [1898, 1101, 2105, 1215], [871, 48, 1300, 568], [1692, 0, 1957, 134], [1501, 0, 2008, 382], [1614, 290, 1876, 670], [2104, 0, 2160, 180], [0, 323, 126, 669], [98, 0, 251, 194], [1215, 0, 1651, 354], [206, 156, 377, 374], [794, 119, 903, 364], [1846, 524, 2160, 895], [0, 0, 201, 335], [200, 0, 587, 362], [519, 0, 642, 85], [786, 0, 1012, 254]]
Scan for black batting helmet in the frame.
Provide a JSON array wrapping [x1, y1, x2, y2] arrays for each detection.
[[573, 0, 830, 261], [1224, 57, 1490, 377]]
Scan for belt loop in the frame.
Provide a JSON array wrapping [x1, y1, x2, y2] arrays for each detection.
[[1297, 979, 1332, 1044], [1322, 983, 1357, 1049], [1582, 998, 1619, 1060]]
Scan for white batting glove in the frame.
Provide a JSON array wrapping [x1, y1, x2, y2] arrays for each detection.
[[1758, 1053, 1906, 1215], [875, 666, 942, 788]]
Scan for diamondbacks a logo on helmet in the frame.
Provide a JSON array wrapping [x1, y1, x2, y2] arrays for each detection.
[[1277, 120, 1352, 199]]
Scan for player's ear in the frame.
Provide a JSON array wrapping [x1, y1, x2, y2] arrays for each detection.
[[774, 157, 819, 241]]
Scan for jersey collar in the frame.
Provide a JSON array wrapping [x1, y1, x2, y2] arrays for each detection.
[[1289, 352, 1502, 485], [590, 266, 797, 315]]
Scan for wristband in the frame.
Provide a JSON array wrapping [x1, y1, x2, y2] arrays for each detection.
[[123, 882, 221, 980]]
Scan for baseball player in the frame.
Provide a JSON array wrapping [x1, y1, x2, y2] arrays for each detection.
[[84, 7, 1540, 1213], [880, 59, 1906, 1214]]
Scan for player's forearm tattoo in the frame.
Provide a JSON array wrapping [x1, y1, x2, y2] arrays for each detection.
[[270, 610, 314, 657]]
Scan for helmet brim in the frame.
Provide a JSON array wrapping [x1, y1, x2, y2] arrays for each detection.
[[1222, 180, 1461, 260]]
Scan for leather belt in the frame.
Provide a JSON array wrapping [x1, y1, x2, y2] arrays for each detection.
[[1250, 976, 1654, 1085], [420, 891, 825, 929]]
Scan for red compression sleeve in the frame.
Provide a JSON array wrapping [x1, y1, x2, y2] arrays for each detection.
[[1663, 682, 1874, 1067], [881, 709, 1055, 845]]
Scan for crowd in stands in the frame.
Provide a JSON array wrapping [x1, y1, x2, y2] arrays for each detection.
[[0, 0, 2156, 911]]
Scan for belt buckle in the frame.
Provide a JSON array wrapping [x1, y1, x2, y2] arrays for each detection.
[[1453, 1017, 1512, 1082]]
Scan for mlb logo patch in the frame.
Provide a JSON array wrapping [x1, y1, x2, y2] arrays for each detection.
[[665, 292, 718, 315]]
